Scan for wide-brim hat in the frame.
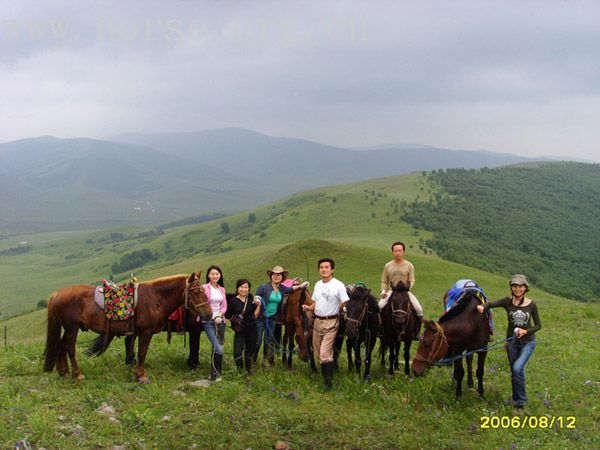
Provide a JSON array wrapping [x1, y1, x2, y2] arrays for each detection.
[[267, 265, 289, 280]]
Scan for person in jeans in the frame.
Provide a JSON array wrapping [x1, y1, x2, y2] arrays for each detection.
[[302, 258, 349, 390], [255, 265, 308, 367], [477, 274, 542, 409], [202, 265, 228, 381], [225, 279, 261, 373]]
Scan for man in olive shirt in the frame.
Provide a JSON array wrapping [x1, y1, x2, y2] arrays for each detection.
[[378, 241, 423, 339]]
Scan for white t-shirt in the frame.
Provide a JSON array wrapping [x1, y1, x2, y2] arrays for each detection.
[[312, 277, 349, 317]]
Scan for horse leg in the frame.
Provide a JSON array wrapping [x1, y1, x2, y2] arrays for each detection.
[[346, 339, 353, 372], [187, 328, 200, 370], [134, 332, 153, 384], [394, 341, 400, 371], [63, 326, 85, 380], [476, 351, 487, 397], [387, 341, 395, 376], [355, 339, 363, 376], [57, 327, 75, 377], [403, 339, 411, 375], [125, 335, 136, 366], [466, 354, 474, 388], [453, 358, 465, 398], [364, 340, 374, 382]]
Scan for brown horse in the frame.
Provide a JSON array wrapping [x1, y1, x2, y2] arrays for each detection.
[[44, 272, 212, 383], [281, 288, 317, 371], [380, 282, 419, 376], [412, 291, 490, 397]]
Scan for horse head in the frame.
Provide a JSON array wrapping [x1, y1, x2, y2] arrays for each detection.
[[185, 272, 212, 321], [343, 284, 371, 339], [388, 282, 411, 333], [292, 288, 311, 361], [412, 320, 449, 376]]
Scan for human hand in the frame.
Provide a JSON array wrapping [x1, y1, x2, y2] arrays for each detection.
[[380, 290, 387, 299], [514, 328, 527, 339], [300, 281, 309, 290], [476, 305, 485, 314], [214, 316, 223, 325], [301, 304, 309, 311]]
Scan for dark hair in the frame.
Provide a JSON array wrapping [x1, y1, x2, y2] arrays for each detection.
[[236, 278, 252, 291], [317, 258, 335, 269], [205, 265, 224, 287], [391, 241, 405, 251]]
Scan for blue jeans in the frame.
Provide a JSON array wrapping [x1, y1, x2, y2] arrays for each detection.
[[507, 338, 536, 407], [203, 320, 225, 356]]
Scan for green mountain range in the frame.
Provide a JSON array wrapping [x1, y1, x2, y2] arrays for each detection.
[[0, 128, 542, 235]]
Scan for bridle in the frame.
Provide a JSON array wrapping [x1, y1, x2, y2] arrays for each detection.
[[413, 321, 448, 366], [389, 291, 411, 334], [344, 296, 368, 330], [183, 280, 209, 315]]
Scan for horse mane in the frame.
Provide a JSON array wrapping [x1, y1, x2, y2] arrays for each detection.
[[439, 291, 477, 323], [146, 274, 188, 286], [349, 286, 378, 312]]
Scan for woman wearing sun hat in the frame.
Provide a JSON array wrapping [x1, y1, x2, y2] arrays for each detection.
[[477, 274, 542, 409], [254, 265, 309, 367]]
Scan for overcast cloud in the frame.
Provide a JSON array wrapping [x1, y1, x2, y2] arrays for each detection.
[[1, 0, 599, 161]]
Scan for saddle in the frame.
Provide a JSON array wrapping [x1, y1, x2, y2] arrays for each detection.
[[94, 275, 138, 322]]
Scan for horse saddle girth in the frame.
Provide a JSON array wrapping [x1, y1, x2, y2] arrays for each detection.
[[94, 279, 139, 321]]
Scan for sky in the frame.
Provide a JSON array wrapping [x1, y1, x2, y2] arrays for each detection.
[[1, 0, 599, 162]]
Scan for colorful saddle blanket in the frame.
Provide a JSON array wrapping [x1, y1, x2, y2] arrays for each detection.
[[94, 279, 137, 321], [445, 279, 494, 334]]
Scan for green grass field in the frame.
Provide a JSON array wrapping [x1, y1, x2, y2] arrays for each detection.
[[1, 172, 598, 448]]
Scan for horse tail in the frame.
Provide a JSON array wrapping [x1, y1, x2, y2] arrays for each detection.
[[43, 292, 62, 372], [85, 334, 109, 357]]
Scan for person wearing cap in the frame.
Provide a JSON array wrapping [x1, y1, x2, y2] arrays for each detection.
[[477, 274, 542, 410], [254, 265, 309, 368], [302, 258, 349, 390], [378, 241, 424, 339]]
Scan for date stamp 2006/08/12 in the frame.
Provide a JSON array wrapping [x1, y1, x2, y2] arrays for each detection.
[[480, 416, 576, 429]]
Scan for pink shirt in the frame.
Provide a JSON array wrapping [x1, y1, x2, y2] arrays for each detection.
[[202, 283, 227, 320]]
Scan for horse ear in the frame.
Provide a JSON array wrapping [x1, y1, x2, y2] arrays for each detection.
[[196, 271, 202, 280]]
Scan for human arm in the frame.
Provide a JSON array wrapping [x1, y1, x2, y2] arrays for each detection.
[[477, 297, 509, 313], [516, 301, 542, 338]]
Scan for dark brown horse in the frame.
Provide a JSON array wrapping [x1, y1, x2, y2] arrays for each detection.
[[412, 291, 490, 397], [343, 284, 380, 381], [380, 282, 419, 376], [44, 272, 212, 383], [281, 288, 317, 371]]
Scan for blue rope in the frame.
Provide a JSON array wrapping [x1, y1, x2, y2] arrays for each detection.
[[434, 336, 515, 366]]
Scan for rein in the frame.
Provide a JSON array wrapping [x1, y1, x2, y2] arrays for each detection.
[[434, 336, 515, 366]]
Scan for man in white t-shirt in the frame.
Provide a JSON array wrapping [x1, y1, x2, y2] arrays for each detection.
[[302, 258, 349, 390]]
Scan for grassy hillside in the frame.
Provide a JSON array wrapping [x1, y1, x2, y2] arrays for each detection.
[[1, 170, 599, 448], [404, 162, 600, 302], [1, 239, 598, 449]]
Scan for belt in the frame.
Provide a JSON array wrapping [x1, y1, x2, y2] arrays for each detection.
[[314, 314, 338, 320]]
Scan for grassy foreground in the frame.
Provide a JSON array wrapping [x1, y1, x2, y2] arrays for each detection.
[[1, 264, 598, 449]]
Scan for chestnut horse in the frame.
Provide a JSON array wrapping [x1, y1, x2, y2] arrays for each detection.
[[281, 288, 317, 371], [343, 284, 380, 381], [412, 291, 490, 397], [380, 282, 419, 376], [44, 272, 212, 383]]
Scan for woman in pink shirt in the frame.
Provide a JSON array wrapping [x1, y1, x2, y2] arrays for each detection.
[[202, 265, 228, 381]]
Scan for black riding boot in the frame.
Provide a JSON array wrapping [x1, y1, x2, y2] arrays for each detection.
[[414, 316, 423, 341], [210, 354, 223, 381], [322, 362, 333, 391]]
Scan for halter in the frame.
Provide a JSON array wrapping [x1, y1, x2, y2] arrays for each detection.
[[413, 322, 448, 366], [183, 280, 209, 315], [389, 291, 411, 334], [343, 298, 368, 330]]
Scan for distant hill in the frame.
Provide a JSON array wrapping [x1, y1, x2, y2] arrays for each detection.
[[1, 129, 542, 234], [403, 162, 600, 301]]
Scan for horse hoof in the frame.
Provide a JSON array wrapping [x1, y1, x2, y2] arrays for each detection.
[[137, 376, 151, 384], [75, 373, 86, 381]]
